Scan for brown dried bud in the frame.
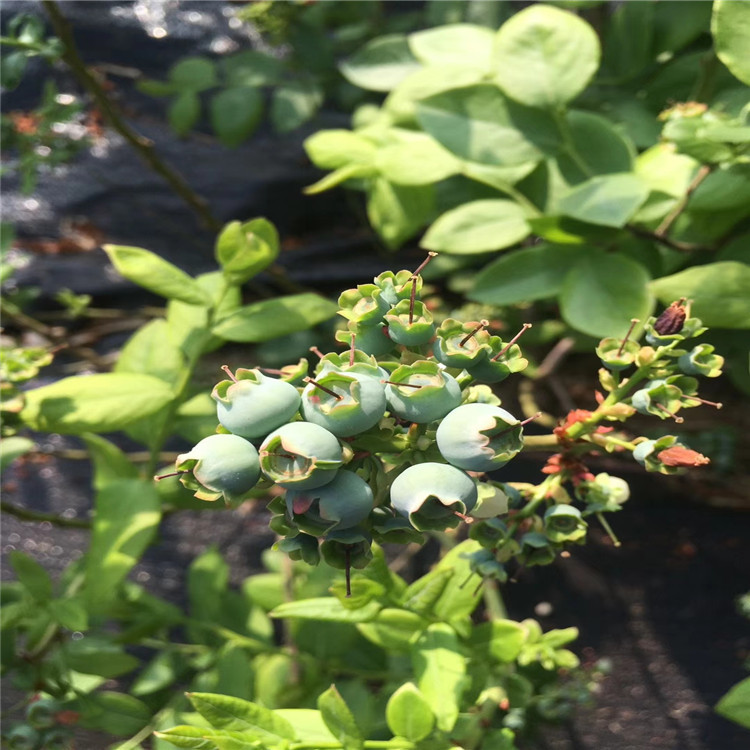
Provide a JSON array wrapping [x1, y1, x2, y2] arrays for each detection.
[[653, 300, 686, 336], [656, 446, 710, 467]]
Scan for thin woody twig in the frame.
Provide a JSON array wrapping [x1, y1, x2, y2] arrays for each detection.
[[655, 164, 713, 238], [42, 0, 221, 232], [1, 501, 90, 529]]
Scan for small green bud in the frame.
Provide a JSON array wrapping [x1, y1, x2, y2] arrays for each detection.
[[338, 283, 390, 325], [578, 473, 630, 513], [630, 381, 684, 422], [519, 532, 556, 566], [320, 528, 373, 570], [5, 725, 40, 750], [678, 343, 724, 377], [276, 533, 320, 565], [544, 505, 587, 544], [373, 269, 421, 306], [468, 549, 508, 582]]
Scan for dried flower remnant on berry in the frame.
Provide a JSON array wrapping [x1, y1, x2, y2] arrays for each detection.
[[657, 445, 710, 467], [653, 299, 687, 336]]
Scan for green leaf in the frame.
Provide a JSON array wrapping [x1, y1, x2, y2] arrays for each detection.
[[367, 178, 434, 249], [137, 79, 177, 97], [492, 4, 600, 108], [650, 261, 750, 329], [339, 34, 421, 92], [356, 608, 428, 651], [318, 685, 364, 750], [114, 319, 184, 384], [212, 293, 338, 342], [461, 161, 537, 191], [0, 436, 35, 471], [9, 551, 52, 602], [81, 434, 134, 492], [271, 80, 322, 133], [422, 199, 529, 254], [85, 479, 161, 613], [103, 245, 207, 305], [21, 373, 174, 434], [471, 620, 526, 663], [130, 650, 182, 696], [153, 725, 225, 750], [273, 710, 336, 743], [210, 87, 263, 148], [712, 0, 750, 86], [271, 597, 381, 623], [385, 682, 435, 742], [409, 24, 495, 68], [64, 636, 140, 678], [411, 623, 466, 733], [215, 218, 279, 285], [416, 83, 557, 167], [304, 130, 377, 170], [305, 163, 376, 195], [470, 244, 589, 305], [635, 144, 699, 198], [47, 597, 88, 631], [222, 50, 284, 88], [401, 568, 453, 616], [169, 91, 201, 136], [169, 57, 218, 91], [716, 676, 750, 728], [557, 173, 648, 228], [187, 692, 296, 740], [689, 165, 750, 211], [375, 136, 461, 185], [560, 253, 654, 338], [74, 691, 151, 736], [188, 546, 228, 643], [430, 540, 485, 626]]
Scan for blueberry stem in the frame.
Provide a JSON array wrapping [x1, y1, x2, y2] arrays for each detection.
[[304, 377, 343, 401], [655, 403, 683, 423], [153, 470, 190, 481], [686, 396, 722, 409], [220, 365, 237, 382], [492, 323, 532, 361], [616, 319, 639, 357], [459, 320, 489, 348]]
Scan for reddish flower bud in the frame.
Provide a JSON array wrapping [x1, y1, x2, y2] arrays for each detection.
[[653, 300, 686, 336], [656, 446, 710, 467]]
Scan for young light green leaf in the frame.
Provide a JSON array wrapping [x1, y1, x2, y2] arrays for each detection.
[[153, 725, 225, 750], [635, 144, 699, 198], [356, 608, 427, 651], [22, 373, 174, 434], [401, 568, 453, 615], [271, 80, 323, 133], [561, 253, 654, 338], [339, 34, 421, 92], [169, 91, 201, 136], [385, 682, 435, 742], [215, 218, 279, 285], [304, 130, 377, 170], [103, 245, 207, 305], [186, 692, 296, 740], [271, 597, 381, 623], [212, 293, 338, 342], [187, 546, 228, 643], [211, 87, 263, 148], [712, 0, 750, 86], [557, 173, 649, 228], [367, 178, 434, 249], [461, 161, 538, 191], [430, 540, 485, 626], [492, 4, 601, 108], [716, 676, 750, 729], [409, 24, 495, 69], [130, 650, 182, 696], [416, 83, 557, 167], [115, 319, 184, 384], [318, 685, 364, 750], [470, 244, 590, 305], [273, 709, 337, 744], [169, 57, 218, 91], [9, 551, 52, 602], [375, 137, 461, 185], [0, 436, 35, 471], [421, 199, 530, 254], [222, 50, 284, 88], [47, 597, 88, 631], [650, 261, 750, 329], [688, 165, 750, 211], [64, 636, 140, 678], [470, 620, 526, 663], [82, 434, 139, 492], [85, 479, 161, 613], [411, 623, 466, 733], [304, 163, 376, 195]]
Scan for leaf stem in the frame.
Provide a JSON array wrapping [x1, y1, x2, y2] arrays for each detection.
[[0, 501, 90, 528]]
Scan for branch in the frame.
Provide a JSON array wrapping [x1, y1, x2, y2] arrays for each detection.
[[655, 164, 713, 238], [1, 501, 90, 528], [41, 0, 221, 232], [625, 224, 712, 254]]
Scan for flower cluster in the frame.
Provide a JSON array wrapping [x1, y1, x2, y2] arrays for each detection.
[[157, 264, 722, 590]]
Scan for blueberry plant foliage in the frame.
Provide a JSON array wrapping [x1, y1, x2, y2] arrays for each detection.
[[150, 254, 722, 748], [303, 1, 750, 385]]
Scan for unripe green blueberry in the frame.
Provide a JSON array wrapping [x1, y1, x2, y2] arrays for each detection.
[[436, 403, 524, 472], [212, 369, 301, 440], [544, 505, 587, 544], [315, 350, 388, 384], [5, 725, 40, 750], [385, 361, 461, 424], [373, 269, 421, 306], [384, 299, 435, 346], [578, 472, 630, 513], [519, 532, 556, 566], [321, 528, 373, 570], [301, 371, 386, 437], [176, 434, 261, 503], [276, 534, 320, 566], [40, 729, 71, 750], [286, 470, 374, 535], [370, 508, 424, 544], [336, 322, 397, 356], [433, 318, 491, 369], [390, 462, 477, 531], [630, 381, 683, 421], [595, 337, 639, 371], [678, 343, 724, 377], [26, 698, 61, 729], [260, 422, 343, 490], [467, 336, 528, 384], [338, 283, 389, 325], [467, 548, 508, 582]]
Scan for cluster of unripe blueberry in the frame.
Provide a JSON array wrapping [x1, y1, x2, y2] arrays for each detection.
[[159, 256, 538, 583], [158, 260, 721, 589]]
